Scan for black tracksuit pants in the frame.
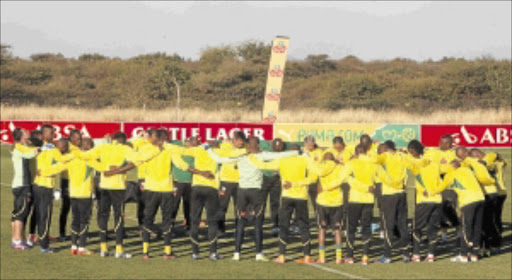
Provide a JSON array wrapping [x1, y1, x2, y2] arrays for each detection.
[[172, 181, 192, 228], [142, 191, 174, 247], [218, 182, 238, 233], [33, 186, 54, 249], [482, 194, 501, 249], [413, 203, 440, 255], [261, 174, 281, 228], [70, 198, 93, 248], [346, 203, 373, 258], [189, 186, 220, 255], [380, 193, 409, 258], [235, 188, 265, 253], [460, 201, 484, 256], [97, 189, 126, 245], [278, 198, 311, 256], [59, 179, 71, 237]]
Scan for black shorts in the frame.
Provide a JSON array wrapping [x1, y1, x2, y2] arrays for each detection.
[[317, 205, 343, 229], [12, 186, 31, 222]]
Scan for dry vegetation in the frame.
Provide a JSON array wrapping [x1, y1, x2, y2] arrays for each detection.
[[1, 105, 510, 124]]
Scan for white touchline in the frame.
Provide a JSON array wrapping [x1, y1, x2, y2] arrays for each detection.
[[306, 263, 367, 280]]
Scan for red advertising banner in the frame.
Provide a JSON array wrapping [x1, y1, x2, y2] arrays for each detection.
[[0, 121, 121, 143], [421, 124, 512, 147], [124, 122, 274, 141]]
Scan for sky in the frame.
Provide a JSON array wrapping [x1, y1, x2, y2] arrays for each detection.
[[1, 1, 511, 61]]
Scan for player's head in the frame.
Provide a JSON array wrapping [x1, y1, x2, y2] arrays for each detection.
[[439, 135, 453, 151], [303, 135, 316, 151], [323, 152, 335, 161], [29, 129, 43, 147], [289, 144, 300, 151], [468, 148, 485, 159], [247, 136, 260, 152], [455, 146, 468, 160], [384, 140, 396, 152], [12, 128, 29, 144], [355, 144, 366, 156], [377, 143, 387, 155], [80, 138, 94, 151], [57, 137, 69, 153], [407, 140, 424, 158], [233, 131, 247, 148], [155, 129, 168, 146], [360, 134, 372, 150], [272, 138, 285, 152], [69, 129, 82, 146], [332, 136, 345, 151], [450, 159, 461, 169], [112, 131, 127, 144], [190, 136, 200, 146], [145, 127, 158, 143], [41, 123, 54, 142]]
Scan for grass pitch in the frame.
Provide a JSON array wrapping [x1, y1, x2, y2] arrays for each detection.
[[0, 145, 510, 279]]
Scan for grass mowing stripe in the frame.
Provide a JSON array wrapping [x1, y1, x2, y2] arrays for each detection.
[[306, 263, 367, 280]]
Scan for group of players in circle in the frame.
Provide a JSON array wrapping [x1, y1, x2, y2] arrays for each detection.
[[9, 124, 507, 265]]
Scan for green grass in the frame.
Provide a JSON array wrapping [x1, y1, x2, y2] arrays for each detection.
[[0, 145, 510, 279]]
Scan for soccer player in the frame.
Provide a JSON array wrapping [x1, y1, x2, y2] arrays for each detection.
[[359, 134, 378, 158], [374, 140, 411, 264], [342, 144, 392, 265], [32, 124, 73, 253], [303, 136, 324, 216], [76, 131, 157, 259], [26, 129, 43, 246], [261, 138, 285, 235], [207, 137, 299, 262], [216, 132, 246, 235], [469, 148, 508, 254], [107, 129, 196, 260], [10, 128, 39, 250], [39, 138, 106, 256], [171, 137, 196, 233], [57, 129, 81, 242], [308, 152, 356, 264], [424, 135, 458, 243], [437, 160, 485, 263], [407, 140, 442, 263]]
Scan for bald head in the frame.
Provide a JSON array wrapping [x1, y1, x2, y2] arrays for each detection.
[[456, 146, 468, 160], [468, 148, 485, 159]]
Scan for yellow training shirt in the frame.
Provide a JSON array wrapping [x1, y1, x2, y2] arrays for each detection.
[[216, 142, 246, 183], [441, 167, 485, 208], [424, 148, 456, 175], [377, 152, 410, 195], [462, 157, 497, 195], [325, 147, 353, 166], [182, 146, 219, 189], [130, 138, 151, 180]]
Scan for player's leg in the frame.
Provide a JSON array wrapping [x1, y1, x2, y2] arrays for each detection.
[[426, 204, 441, 262], [396, 193, 410, 260], [142, 191, 159, 259], [97, 189, 111, 256], [275, 198, 293, 263], [189, 187, 204, 258], [234, 189, 248, 257], [77, 198, 93, 256], [308, 183, 318, 217], [296, 199, 313, 263], [59, 178, 71, 241], [182, 183, 192, 230], [171, 181, 184, 225], [412, 203, 427, 261], [316, 205, 328, 263], [111, 190, 129, 258], [11, 186, 31, 250], [470, 202, 484, 261], [34, 186, 54, 252], [253, 189, 266, 261], [345, 203, 360, 262], [205, 187, 221, 259], [70, 198, 80, 255], [379, 194, 396, 261], [361, 204, 373, 265], [218, 182, 235, 234], [454, 203, 475, 262], [161, 192, 175, 259], [136, 180, 145, 229], [268, 176, 281, 231]]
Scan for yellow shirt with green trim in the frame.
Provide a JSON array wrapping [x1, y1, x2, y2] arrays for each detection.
[[130, 138, 151, 180], [325, 147, 353, 166], [408, 157, 444, 204], [182, 146, 219, 189], [483, 153, 508, 195], [34, 147, 63, 189], [424, 148, 456, 175], [441, 167, 485, 208], [462, 157, 496, 195], [377, 152, 411, 195]]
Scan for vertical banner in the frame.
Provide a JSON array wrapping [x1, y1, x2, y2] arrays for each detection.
[[262, 36, 290, 123]]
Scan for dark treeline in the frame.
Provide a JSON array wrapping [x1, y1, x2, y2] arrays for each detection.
[[1, 42, 510, 112]]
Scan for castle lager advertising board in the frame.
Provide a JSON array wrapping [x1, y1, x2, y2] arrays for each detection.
[[124, 122, 274, 142]]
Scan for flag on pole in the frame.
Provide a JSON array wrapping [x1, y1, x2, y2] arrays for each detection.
[[262, 36, 290, 123]]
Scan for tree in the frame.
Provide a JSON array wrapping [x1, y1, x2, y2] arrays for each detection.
[[79, 53, 107, 62], [30, 53, 65, 62], [305, 54, 337, 74], [1, 44, 13, 65], [236, 41, 271, 64], [152, 61, 191, 120]]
